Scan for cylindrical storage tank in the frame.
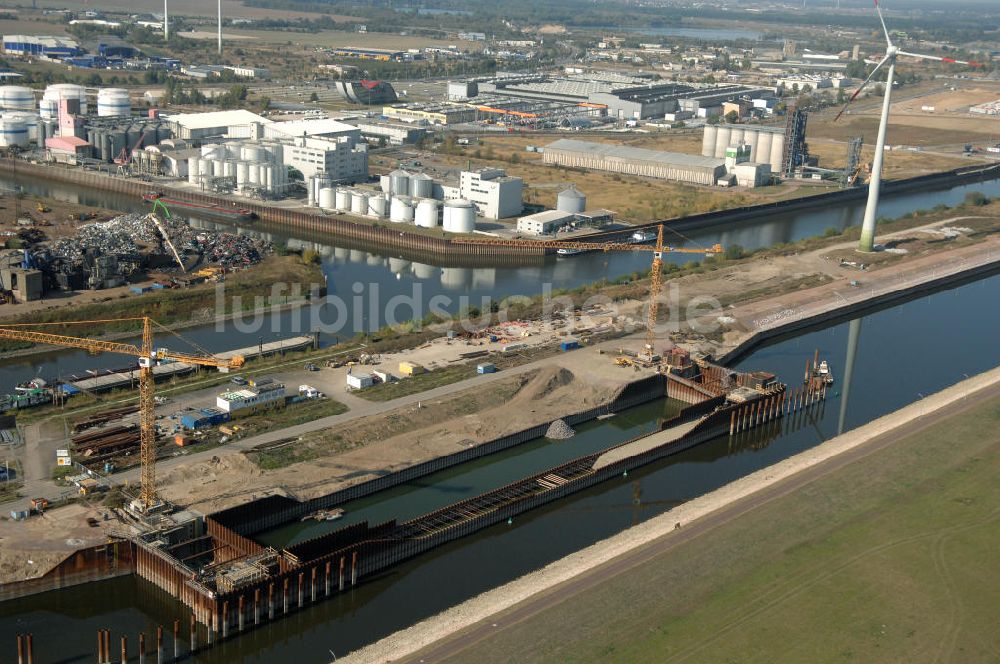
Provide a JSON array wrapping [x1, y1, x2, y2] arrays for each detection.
[[443, 199, 475, 233], [237, 161, 249, 186], [2, 112, 40, 143], [318, 187, 336, 209], [223, 161, 235, 178], [409, 173, 433, 198], [557, 188, 586, 214], [714, 126, 731, 157], [141, 127, 156, 150], [0, 117, 30, 148], [368, 194, 388, 218], [100, 131, 111, 160], [42, 84, 87, 115], [264, 165, 274, 190], [336, 188, 351, 212], [754, 131, 772, 166], [188, 156, 199, 184], [0, 86, 34, 112], [241, 145, 265, 163], [701, 124, 718, 157], [351, 191, 369, 215], [379, 174, 391, 193], [96, 88, 130, 117], [200, 143, 220, 159], [389, 169, 410, 196], [389, 195, 414, 223], [415, 198, 440, 228], [248, 163, 259, 184], [211, 159, 223, 177], [38, 98, 58, 120], [769, 134, 785, 173]]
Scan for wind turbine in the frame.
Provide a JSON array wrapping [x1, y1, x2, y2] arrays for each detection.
[[163, 0, 169, 40], [834, 0, 981, 252]]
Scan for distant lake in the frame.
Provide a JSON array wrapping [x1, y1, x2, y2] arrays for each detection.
[[594, 25, 764, 41]]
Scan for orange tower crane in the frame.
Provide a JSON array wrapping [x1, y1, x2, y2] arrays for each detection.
[[453, 224, 722, 359], [0, 317, 245, 511]]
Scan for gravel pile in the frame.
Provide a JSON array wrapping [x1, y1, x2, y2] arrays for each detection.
[[545, 419, 575, 440]]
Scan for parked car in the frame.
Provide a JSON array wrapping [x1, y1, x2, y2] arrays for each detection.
[[304, 363, 319, 371], [230, 376, 248, 385]]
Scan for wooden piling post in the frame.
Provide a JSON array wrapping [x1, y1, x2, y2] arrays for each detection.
[[283, 578, 290, 615], [339, 556, 345, 591], [298, 572, 305, 608], [17, 634, 24, 664], [351, 551, 358, 586], [25, 633, 33, 664], [222, 602, 229, 640], [311, 567, 318, 603], [729, 410, 736, 435], [254, 588, 261, 626], [206, 614, 213, 647], [325, 561, 332, 597], [268, 582, 275, 620], [138, 633, 146, 664], [173, 620, 179, 662], [156, 625, 163, 664], [120, 636, 127, 664], [189, 614, 197, 654], [238, 596, 245, 632], [97, 630, 104, 664]]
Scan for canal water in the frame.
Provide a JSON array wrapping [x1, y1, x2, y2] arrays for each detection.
[[0, 172, 998, 392], [1, 270, 997, 663]]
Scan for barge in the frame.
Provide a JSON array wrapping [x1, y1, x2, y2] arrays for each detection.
[[142, 192, 257, 223]]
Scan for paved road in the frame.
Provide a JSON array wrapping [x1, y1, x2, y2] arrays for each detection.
[[400, 377, 1000, 663]]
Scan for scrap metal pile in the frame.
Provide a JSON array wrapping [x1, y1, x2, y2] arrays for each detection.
[[30, 213, 272, 290]]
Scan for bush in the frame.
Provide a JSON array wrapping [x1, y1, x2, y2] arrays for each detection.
[[963, 191, 989, 207], [723, 244, 746, 260], [823, 227, 840, 238], [301, 249, 321, 265]]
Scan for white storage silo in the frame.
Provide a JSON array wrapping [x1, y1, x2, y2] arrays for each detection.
[[380, 174, 391, 193], [248, 164, 259, 184], [389, 169, 410, 196], [557, 188, 586, 214], [728, 127, 745, 149], [319, 187, 336, 209], [38, 98, 58, 121], [223, 161, 235, 178], [264, 165, 274, 191], [415, 199, 440, 228], [351, 191, 369, 215], [237, 161, 249, 187], [96, 88, 131, 117], [43, 84, 87, 115], [410, 173, 433, 199], [241, 144, 265, 163], [701, 124, 718, 157], [769, 134, 785, 173], [0, 117, 30, 148], [188, 156, 200, 184], [390, 196, 414, 223], [213, 159, 224, 177], [1, 111, 39, 143], [201, 143, 220, 159], [336, 188, 352, 211], [714, 126, 732, 158], [0, 86, 34, 112], [198, 158, 211, 176], [754, 131, 773, 166], [443, 199, 476, 234], [368, 194, 388, 218]]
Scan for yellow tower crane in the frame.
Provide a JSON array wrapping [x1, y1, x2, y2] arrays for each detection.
[[453, 224, 722, 360], [0, 317, 245, 511]]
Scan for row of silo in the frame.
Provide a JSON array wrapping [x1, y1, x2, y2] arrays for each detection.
[[380, 169, 435, 198], [702, 124, 786, 172], [87, 122, 166, 162]]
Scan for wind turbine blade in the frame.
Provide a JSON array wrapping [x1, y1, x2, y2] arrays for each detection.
[[895, 51, 984, 67], [834, 54, 891, 122], [874, 0, 892, 46]]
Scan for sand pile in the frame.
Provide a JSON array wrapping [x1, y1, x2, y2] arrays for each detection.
[[545, 419, 575, 440]]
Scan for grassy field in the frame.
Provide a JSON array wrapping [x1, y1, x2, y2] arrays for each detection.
[[444, 391, 1000, 664]]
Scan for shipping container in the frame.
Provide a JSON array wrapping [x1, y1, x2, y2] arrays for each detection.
[[560, 340, 581, 351], [477, 363, 497, 374], [346, 373, 374, 390], [398, 361, 425, 376]]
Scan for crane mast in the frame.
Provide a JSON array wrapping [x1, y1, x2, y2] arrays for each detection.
[[0, 317, 244, 511]]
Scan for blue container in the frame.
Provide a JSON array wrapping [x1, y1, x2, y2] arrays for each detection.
[[180, 414, 204, 430], [560, 341, 580, 352], [489, 335, 498, 342]]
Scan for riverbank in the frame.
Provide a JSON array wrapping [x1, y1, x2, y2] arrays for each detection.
[[346, 363, 1000, 664]]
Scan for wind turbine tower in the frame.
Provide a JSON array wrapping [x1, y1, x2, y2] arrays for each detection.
[[835, 0, 980, 252], [218, 0, 223, 54], [164, 0, 169, 40]]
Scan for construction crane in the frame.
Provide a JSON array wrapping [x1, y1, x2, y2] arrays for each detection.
[[453, 224, 722, 360], [0, 317, 244, 511]]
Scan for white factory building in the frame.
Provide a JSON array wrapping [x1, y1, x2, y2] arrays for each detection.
[[456, 168, 523, 219], [544, 139, 727, 187], [216, 379, 285, 417]]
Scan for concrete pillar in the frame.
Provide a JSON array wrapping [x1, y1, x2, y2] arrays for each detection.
[[138, 633, 146, 664], [25, 634, 33, 664], [268, 583, 275, 620], [351, 552, 358, 586], [120, 636, 127, 664], [238, 596, 245, 632], [222, 602, 229, 639], [189, 614, 197, 654], [173, 620, 179, 662], [325, 561, 332, 597], [298, 572, 305, 608], [339, 557, 345, 591], [254, 588, 261, 626], [283, 578, 290, 615], [311, 567, 318, 603]]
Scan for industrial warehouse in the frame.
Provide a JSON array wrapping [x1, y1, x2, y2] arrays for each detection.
[[543, 139, 729, 186]]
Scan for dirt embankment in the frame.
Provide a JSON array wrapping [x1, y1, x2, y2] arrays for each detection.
[[158, 366, 616, 512]]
